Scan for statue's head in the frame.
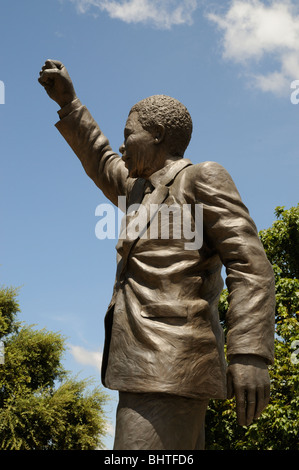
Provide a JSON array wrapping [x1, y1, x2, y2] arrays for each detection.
[[120, 95, 192, 179], [130, 95, 193, 157]]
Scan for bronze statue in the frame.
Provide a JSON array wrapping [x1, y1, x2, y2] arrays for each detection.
[[38, 60, 275, 450]]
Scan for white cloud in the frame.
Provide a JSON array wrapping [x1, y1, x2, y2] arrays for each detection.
[[69, 0, 198, 29], [69, 344, 102, 372], [207, 0, 299, 95]]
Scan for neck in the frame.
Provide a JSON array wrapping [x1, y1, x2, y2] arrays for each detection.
[[144, 154, 182, 179]]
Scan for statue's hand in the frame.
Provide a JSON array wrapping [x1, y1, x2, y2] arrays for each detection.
[[227, 354, 270, 426], [38, 59, 77, 108]]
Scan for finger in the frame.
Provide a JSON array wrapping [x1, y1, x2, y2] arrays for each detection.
[[39, 67, 57, 78], [235, 387, 246, 426], [45, 59, 63, 69], [254, 384, 270, 419], [246, 388, 256, 426], [39, 60, 63, 76], [38, 74, 50, 85], [254, 386, 265, 419], [39, 69, 58, 84], [38, 76, 53, 88], [52, 60, 63, 69], [39, 61, 55, 75]]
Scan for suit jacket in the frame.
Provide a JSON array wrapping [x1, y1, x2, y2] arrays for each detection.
[[55, 100, 275, 400]]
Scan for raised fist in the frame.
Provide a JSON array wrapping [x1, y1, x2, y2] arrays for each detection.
[[38, 59, 77, 108]]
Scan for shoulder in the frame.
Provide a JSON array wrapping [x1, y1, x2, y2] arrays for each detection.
[[182, 161, 236, 190], [177, 160, 243, 206], [187, 160, 231, 179]]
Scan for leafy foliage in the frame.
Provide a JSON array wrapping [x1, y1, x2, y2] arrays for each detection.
[[0, 286, 109, 450], [205, 205, 299, 450], [0, 286, 20, 338], [259, 205, 299, 279]]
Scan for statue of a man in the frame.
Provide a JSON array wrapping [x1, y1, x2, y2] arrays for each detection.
[[39, 59, 275, 450]]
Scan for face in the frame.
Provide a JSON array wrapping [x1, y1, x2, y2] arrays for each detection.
[[119, 111, 158, 178]]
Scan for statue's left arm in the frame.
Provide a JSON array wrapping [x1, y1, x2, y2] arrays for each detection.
[[193, 161, 275, 426]]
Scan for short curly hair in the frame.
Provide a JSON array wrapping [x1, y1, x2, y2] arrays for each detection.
[[129, 95, 193, 157]]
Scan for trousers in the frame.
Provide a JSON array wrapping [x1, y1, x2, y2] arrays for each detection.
[[113, 391, 209, 450]]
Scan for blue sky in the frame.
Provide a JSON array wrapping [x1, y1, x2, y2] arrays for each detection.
[[1, 0, 298, 449]]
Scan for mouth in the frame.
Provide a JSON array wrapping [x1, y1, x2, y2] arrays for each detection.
[[122, 153, 137, 177]]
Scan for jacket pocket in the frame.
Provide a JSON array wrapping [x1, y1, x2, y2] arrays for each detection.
[[140, 302, 189, 319]]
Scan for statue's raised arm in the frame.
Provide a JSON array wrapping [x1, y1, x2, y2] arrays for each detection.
[[38, 59, 130, 207]]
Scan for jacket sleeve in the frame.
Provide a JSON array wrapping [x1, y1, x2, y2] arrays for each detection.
[[192, 161, 275, 364], [55, 99, 132, 206]]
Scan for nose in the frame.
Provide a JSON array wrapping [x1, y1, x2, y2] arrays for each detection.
[[119, 143, 125, 155]]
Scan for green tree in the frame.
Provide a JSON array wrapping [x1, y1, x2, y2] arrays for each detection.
[[205, 205, 299, 450], [259, 205, 299, 279], [0, 286, 109, 450]]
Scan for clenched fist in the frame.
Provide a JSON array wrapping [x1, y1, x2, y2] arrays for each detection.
[[38, 59, 77, 108]]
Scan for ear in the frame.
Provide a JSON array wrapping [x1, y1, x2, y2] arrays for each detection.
[[153, 124, 165, 144]]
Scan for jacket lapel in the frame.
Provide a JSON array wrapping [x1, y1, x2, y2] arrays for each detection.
[[118, 159, 192, 275]]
